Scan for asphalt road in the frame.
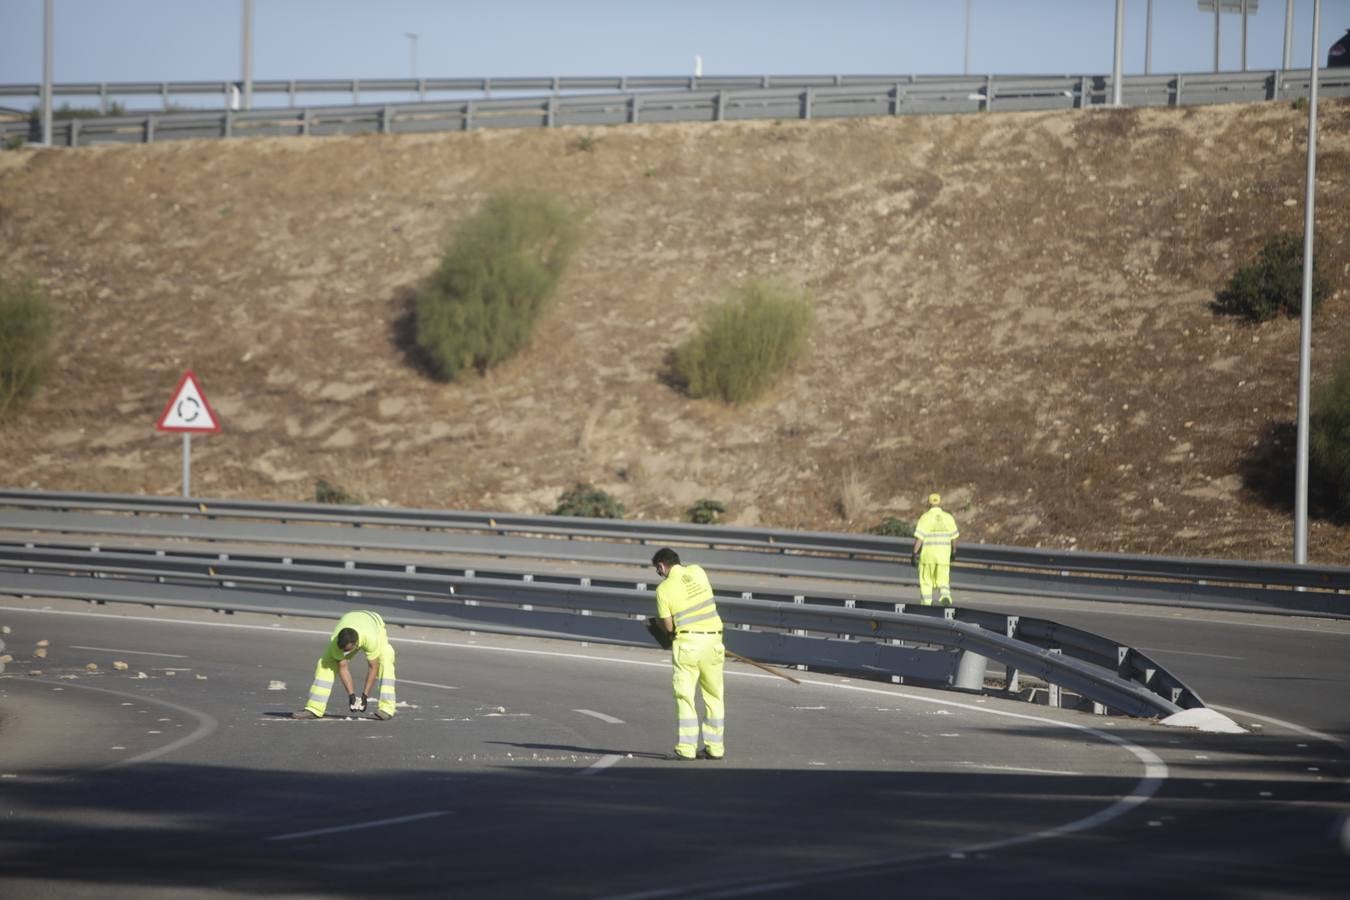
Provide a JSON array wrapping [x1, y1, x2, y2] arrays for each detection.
[[0, 596, 1347, 898]]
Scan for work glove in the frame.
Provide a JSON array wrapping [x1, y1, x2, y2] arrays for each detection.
[[348, 693, 365, 713], [909, 551, 918, 569], [950, 546, 957, 562], [645, 617, 674, 651]]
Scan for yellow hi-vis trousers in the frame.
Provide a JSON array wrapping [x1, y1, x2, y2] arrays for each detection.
[[304, 643, 398, 718], [672, 633, 725, 758], [918, 559, 953, 606]]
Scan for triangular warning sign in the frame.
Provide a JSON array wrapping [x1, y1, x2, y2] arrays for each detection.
[[156, 370, 221, 433]]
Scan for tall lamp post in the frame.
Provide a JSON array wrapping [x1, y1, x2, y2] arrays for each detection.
[[405, 32, 419, 100], [1294, 0, 1322, 564]]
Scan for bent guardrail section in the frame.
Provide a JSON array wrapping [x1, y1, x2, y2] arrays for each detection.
[[0, 537, 1199, 719]]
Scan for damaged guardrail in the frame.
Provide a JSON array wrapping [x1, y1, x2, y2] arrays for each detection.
[[0, 538, 1202, 719]]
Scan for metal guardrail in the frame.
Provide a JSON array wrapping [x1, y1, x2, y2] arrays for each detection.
[[0, 538, 1196, 718], [4, 69, 1348, 148], [0, 491, 1345, 618]]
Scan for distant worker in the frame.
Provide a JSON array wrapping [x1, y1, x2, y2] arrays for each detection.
[[912, 493, 959, 606], [650, 548, 725, 761], [292, 610, 397, 720]]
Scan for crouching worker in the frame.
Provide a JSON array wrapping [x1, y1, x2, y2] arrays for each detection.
[[293, 610, 397, 720]]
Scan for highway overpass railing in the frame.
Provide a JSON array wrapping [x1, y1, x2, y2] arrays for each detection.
[[4, 69, 1348, 148]]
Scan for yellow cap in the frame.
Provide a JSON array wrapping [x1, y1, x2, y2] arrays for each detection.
[[927, 493, 941, 506]]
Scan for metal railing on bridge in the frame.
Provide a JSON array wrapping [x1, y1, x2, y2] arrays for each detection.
[[4, 69, 1347, 148]]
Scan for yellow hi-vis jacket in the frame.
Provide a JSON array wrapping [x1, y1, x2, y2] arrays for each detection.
[[324, 610, 390, 663], [656, 564, 723, 634], [914, 507, 960, 565]]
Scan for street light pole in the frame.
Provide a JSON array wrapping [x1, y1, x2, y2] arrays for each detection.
[[1112, 0, 1125, 107], [241, 0, 253, 111], [41, 0, 53, 146], [404, 32, 419, 100], [963, 0, 971, 76], [1294, 0, 1322, 564], [1283, 0, 1295, 69]]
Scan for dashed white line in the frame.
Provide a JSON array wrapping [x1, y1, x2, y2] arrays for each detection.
[[268, 810, 449, 841], [401, 679, 459, 691], [580, 755, 624, 776], [70, 645, 189, 659], [574, 709, 625, 724]]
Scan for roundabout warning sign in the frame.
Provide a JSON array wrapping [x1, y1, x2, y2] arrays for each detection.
[[156, 370, 220, 434]]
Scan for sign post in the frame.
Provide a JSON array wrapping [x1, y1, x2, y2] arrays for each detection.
[[155, 370, 221, 497]]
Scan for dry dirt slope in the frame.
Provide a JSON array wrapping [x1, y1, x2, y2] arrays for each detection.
[[1, 100, 1349, 564]]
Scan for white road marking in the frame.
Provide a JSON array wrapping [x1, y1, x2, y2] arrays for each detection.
[[70, 645, 189, 659], [401, 679, 459, 691], [1211, 704, 1348, 750], [23, 679, 218, 769], [580, 754, 624, 775], [1137, 646, 1245, 661], [574, 709, 625, 724], [953, 762, 1085, 776], [267, 810, 449, 842]]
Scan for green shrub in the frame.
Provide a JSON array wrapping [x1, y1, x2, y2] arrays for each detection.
[[0, 277, 55, 421], [672, 279, 812, 404], [868, 516, 913, 538], [1216, 233, 1327, 323], [28, 101, 126, 125], [314, 479, 361, 505], [415, 191, 581, 381], [1311, 352, 1350, 515], [687, 498, 726, 525], [552, 482, 625, 518]]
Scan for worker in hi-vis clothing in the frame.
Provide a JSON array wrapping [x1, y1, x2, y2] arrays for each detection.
[[912, 493, 959, 606], [651, 548, 725, 761], [292, 610, 397, 720]]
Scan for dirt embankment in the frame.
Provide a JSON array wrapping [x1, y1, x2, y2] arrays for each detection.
[[1, 100, 1348, 563]]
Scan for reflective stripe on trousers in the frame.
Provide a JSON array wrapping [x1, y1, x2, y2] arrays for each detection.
[[671, 633, 725, 757], [304, 642, 398, 717], [918, 561, 953, 606]]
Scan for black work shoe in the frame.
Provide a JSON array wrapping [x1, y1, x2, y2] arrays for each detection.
[[670, 751, 696, 761], [697, 748, 724, 761], [291, 710, 318, 720], [373, 709, 393, 721]]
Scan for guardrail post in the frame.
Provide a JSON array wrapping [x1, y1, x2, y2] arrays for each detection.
[[1268, 69, 1280, 101], [629, 94, 641, 124], [984, 74, 993, 112], [381, 105, 392, 135], [801, 88, 813, 120], [145, 114, 156, 144], [715, 91, 726, 122], [161, 82, 170, 111], [1047, 648, 1062, 707], [99, 84, 109, 115], [345, 559, 358, 597], [546, 95, 557, 127], [464, 101, 475, 131], [69, 119, 80, 147], [301, 107, 312, 137], [891, 82, 903, 115], [352, 79, 360, 105], [1078, 75, 1089, 108], [289, 80, 297, 108], [223, 110, 233, 139], [1174, 73, 1183, 107]]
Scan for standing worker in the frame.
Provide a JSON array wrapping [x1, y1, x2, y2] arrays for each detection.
[[650, 548, 725, 761], [912, 492, 959, 606], [292, 610, 397, 720]]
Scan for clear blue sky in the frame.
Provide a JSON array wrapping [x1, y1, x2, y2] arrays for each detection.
[[1, 1, 1348, 94]]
